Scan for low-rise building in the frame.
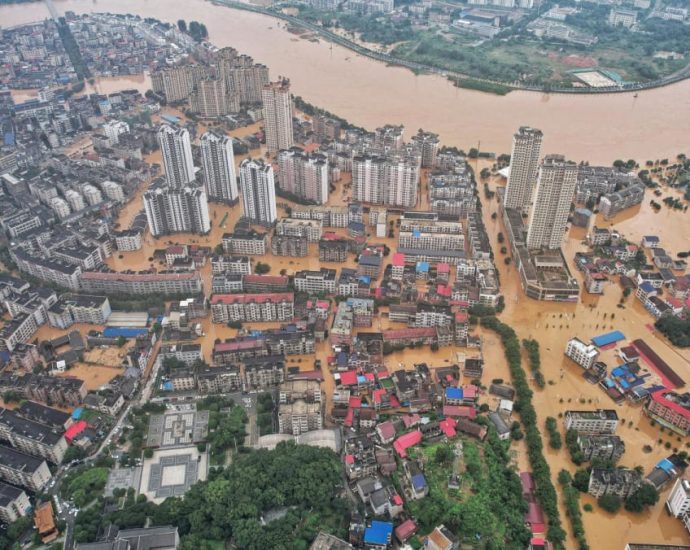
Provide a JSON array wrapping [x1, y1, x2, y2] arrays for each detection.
[[588, 468, 641, 498], [0, 408, 68, 463], [294, 269, 337, 294], [564, 409, 618, 434], [565, 337, 599, 369], [0, 445, 51, 491], [577, 434, 625, 463], [210, 293, 294, 323], [0, 483, 31, 524]]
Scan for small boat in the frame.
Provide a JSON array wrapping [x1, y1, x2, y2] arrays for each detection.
[[633, 93, 638, 98]]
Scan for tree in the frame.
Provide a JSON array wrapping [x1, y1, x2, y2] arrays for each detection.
[[144, 448, 154, 459], [434, 445, 454, 465], [598, 494, 622, 513], [255, 262, 271, 275], [624, 483, 659, 512], [572, 468, 591, 493], [177, 19, 187, 32], [557, 469, 572, 486], [116, 336, 127, 347]]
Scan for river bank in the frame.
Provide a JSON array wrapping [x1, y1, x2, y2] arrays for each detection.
[[2, 0, 690, 163]]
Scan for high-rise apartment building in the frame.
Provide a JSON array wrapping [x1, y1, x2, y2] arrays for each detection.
[[410, 129, 440, 168], [190, 78, 238, 118], [504, 126, 543, 212], [157, 125, 195, 188], [526, 154, 578, 250], [277, 147, 329, 204], [352, 154, 419, 208], [151, 66, 194, 102], [218, 51, 269, 105], [239, 159, 277, 226], [143, 182, 211, 236], [200, 131, 238, 203], [262, 78, 294, 153]]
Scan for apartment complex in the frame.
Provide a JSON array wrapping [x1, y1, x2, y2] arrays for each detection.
[[352, 154, 420, 209], [646, 391, 690, 435], [262, 78, 294, 153], [200, 131, 238, 203], [143, 181, 211, 236], [277, 380, 323, 435], [0, 408, 68, 463], [239, 159, 277, 226], [47, 294, 111, 329], [294, 269, 337, 294], [80, 271, 203, 295], [503, 127, 543, 212], [526, 155, 578, 250], [599, 183, 646, 220], [0, 445, 51, 491], [277, 147, 329, 204], [210, 293, 295, 323]]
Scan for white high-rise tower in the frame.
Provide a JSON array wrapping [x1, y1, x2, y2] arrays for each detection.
[[200, 131, 238, 203], [262, 78, 294, 153], [277, 147, 329, 205], [239, 159, 277, 226], [526, 154, 578, 250], [504, 127, 543, 212], [157, 124, 195, 188]]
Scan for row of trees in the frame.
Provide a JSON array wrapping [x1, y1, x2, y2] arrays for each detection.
[[177, 19, 209, 42], [557, 470, 589, 550], [655, 316, 690, 347], [545, 417, 562, 450], [480, 316, 566, 548], [522, 338, 545, 388]]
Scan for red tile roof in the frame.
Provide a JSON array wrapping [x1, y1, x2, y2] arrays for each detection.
[[439, 417, 457, 437], [394, 519, 417, 542], [242, 275, 289, 285], [443, 405, 476, 419], [393, 430, 422, 457], [392, 253, 405, 267], [349, 396, 362, 409], [339, 370, 358, 386]]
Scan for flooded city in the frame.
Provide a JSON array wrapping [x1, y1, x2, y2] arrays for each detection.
[[1, 1, 690, 548], [1, 0, 689, 163]]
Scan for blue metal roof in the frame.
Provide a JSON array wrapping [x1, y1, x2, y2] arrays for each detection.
[[364, 521, 393, 545], [446, 387, 463, 400], [412, 473, 427, 491], [591, 330, 625, 347]]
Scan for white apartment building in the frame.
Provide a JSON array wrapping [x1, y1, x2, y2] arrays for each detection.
[[64, 190, 85, 212], [0, 445, 51, 492], [158, 124, 196, 188], [503, 126, 543, 212], [294, 269, 337, 294], [0, 483, 30, 524], [564, 410, 619, 434], [526, 155, 578, 250], [275, 218, 323, 242], [277, 147, 329, 204], [667, 478, 690, 518], [262, 78, 294, 153], [352, 154, 419, 208], [101, 180, 125, 202], [239, 159, 277, 226], [565, 337, 599, 369], [200, 131, 238, 203], [81, 184, 103, 206], [103, 120, 130, 145], [50, 197, 71, 220], [143, 183, 211, 236]]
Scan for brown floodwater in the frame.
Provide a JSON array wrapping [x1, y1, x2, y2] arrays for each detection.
[[2, 0, 690, 163], [477, 160, 690, 548], [9, 74, 152, 103], [1, 0, 687, 542]]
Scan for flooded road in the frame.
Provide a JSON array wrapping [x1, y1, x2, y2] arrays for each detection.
[[2, 0, 690, 163]]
